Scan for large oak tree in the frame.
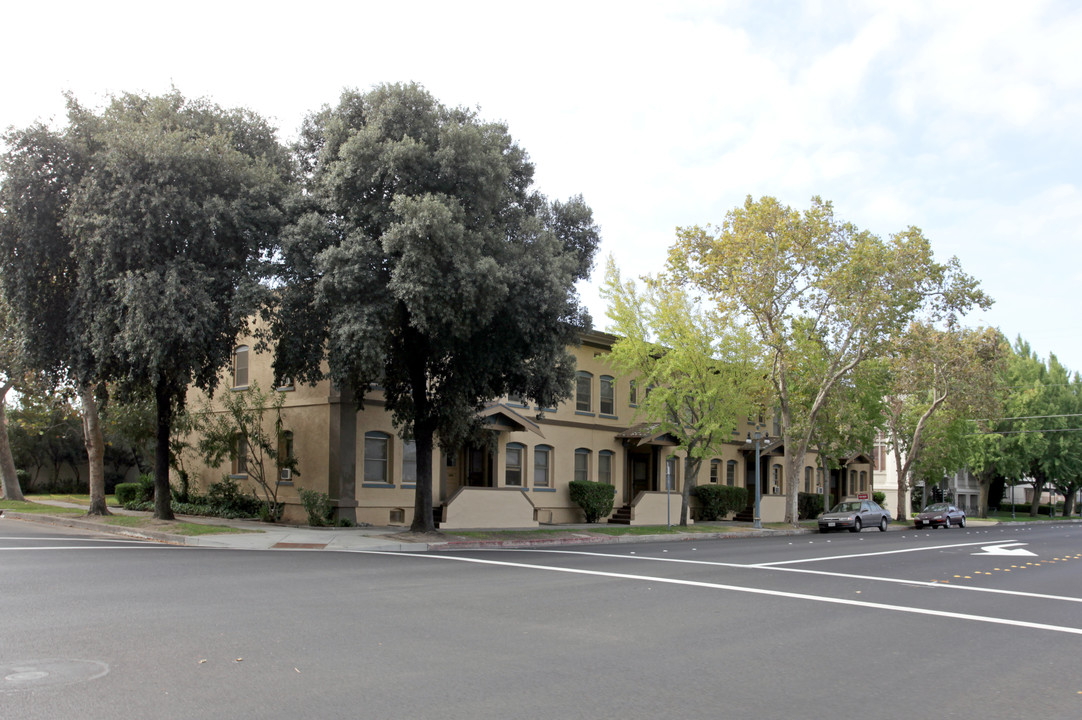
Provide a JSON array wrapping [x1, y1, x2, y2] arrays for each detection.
[[272, 83, 599, 533], [3, 92, 291, 519]]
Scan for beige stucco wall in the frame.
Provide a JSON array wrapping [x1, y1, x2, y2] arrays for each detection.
[[180, 328, 873, 527]]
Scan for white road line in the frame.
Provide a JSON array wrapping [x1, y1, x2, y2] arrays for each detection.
[[750, 540, 1011, 566], [507, 549, 1082, 604], [357, 551, 1082, 637], [0, 545, 171, 551]]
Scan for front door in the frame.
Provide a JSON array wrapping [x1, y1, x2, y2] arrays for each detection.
[[466, 446, 490, 487], [630, 455, 650, 500]]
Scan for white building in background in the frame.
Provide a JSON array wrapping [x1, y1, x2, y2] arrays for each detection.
[[872, 433, 909, 517]]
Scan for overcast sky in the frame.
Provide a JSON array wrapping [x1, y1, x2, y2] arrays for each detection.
[[4, 0, 1080, 372]]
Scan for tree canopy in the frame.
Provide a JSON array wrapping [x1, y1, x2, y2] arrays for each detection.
[[668, 195, 990, 523], [272, 83, 600, 532], [1, 91, 291, 518], [602, 257, 766, 525]]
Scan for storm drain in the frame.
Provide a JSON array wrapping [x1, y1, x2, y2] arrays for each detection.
[[1, 660, 109, 692]]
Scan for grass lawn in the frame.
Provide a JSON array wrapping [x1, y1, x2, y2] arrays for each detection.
[[1, 496, 259, 536]]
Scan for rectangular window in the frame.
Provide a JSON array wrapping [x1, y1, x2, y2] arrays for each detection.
[[277, 431, 294, 481], [233, 346, 249, 388], [629, 380, 638, 406], [505, 445, 523, 487], [726, 461, 736, 487], [402, 440, 417, 485], [232, 434, 248, 476], [599, 451, 612, 484], [534, 447, 551, 488], [574, 449, 590, 482], [576, 373, 592, 413], [600, 376, 615, 415], [710, 461, 719, 484], [364, 433, 389, 484]]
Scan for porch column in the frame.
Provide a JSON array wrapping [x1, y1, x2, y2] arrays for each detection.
[[328, 385, 358, 523]]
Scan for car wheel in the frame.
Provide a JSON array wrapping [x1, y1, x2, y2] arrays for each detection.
[[850, 518, 862, 533], [959, 516, 966, 528], [942, 517, 950, 529], [879, 517, 888, 532]]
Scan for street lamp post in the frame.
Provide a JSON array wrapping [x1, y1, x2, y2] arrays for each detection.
[[746, 430, 769, 530]]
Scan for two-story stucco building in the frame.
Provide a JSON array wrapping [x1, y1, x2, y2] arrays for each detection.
[[185, 330, 875, 528]]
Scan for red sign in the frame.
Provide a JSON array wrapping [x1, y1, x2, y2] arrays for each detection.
[[858, 493, 869, 500]]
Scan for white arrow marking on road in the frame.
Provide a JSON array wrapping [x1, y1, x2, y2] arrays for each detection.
[[973, 542, 1036, 557]]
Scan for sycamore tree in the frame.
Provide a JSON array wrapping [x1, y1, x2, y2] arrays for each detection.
[[669, 196, 990, 524], [601, 257, 767, 526], [272, 84, 599, 533], [14, 91, 294, 520], [882, 322, 1003, 520]]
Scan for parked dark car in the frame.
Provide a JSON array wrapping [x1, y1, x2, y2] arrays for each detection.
[[818, 499, 891, 533], [913, 503, 966, 529]]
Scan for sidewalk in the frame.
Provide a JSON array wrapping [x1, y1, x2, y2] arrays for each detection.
[[4, 500, 1026, 553], [2, 499, 820, 552]]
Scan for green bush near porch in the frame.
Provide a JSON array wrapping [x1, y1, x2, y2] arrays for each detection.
[[569, 481, 617, 523], [693, 485, 747, 521], [798, 492, 824, 519]]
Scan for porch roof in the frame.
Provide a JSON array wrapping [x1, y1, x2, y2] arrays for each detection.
[[616, 423, 680, 447], [478, 402, 545, 437]]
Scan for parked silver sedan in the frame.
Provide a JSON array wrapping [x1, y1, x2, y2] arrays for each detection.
[[913, 502, 966, 529], [818, 499, 891, 533]]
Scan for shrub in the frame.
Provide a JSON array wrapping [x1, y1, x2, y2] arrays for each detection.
[[115, 482, 141, 505], [693, 485, 748, 521], [136, 474, 155, 502], [798, 492, 824, 519], [568, 481, 617, 523], [206, 476, 262, 517], [873, 491, 886, 506], [299, 488, 334, 527]]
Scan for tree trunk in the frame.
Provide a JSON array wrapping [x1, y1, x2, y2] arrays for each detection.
[[680, 456, 702, 527], [0, 381, 26, 501], [1029, 474, 1045, 518], [79, 384, 110, 516], [153, 380, 175, 520], [410, 419, 436, 533]]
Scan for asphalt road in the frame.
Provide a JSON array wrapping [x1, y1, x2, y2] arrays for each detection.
[[2, 519, 1080, 719]]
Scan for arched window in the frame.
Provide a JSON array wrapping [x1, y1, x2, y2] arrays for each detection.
[[600, 376, 615, 415], [804, 466, 813, 493], [598, 450, 614, 484], [505, 442, 524, 487], [574, 448, 591, 482], [534, 445, 552, 488], [232, 345, 249, 388], [364, 431, 391, 485], [710, 459, 721, 483], [860, 470, 867, 492], [575, 372, 592, 413], [629, 380, 638, 406]]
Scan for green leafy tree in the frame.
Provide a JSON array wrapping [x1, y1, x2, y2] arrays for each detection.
[[58, 91, 291, 520], [272, 84, 599, 533], [196, 381, 297, 521], [0, 294, 28, 500], [882, 323, 1003, 519], [668, 196, 990, 524], [0, 120, 99, 505], [602, 257, 766, 525]]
